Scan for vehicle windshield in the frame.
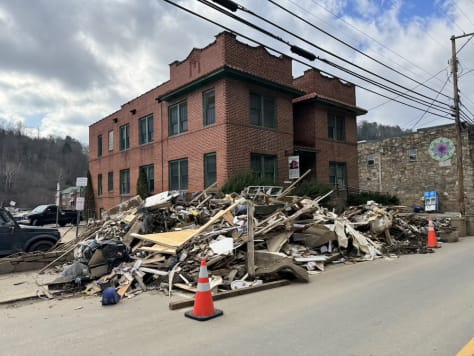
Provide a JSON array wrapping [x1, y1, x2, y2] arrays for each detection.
[[30, 205, 48, 214]]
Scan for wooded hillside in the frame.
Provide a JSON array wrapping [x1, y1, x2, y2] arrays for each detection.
[[357, 120, 412, 141], [0, 126, 88, 208]]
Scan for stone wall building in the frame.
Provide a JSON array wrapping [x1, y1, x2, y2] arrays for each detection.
[[358, 124, 474, 215], [89, 32, 366, 214]]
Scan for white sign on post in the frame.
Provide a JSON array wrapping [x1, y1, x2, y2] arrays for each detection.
[[76, 177, 88, 187], [75, 197, 85, 211], [288, 155, 300, 179]]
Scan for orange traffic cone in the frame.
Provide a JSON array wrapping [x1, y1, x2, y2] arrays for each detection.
[[427, 216, 439, 248], [185, 258, 223, 321]]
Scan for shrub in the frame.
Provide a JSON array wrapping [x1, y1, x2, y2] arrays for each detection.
[[291, 180, 332, 201], [347, 191, 400, 206], [221, 171, 275, 194]]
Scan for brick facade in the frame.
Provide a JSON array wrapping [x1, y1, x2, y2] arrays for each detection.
[[89, 32, 366, 213], [358, 124, 474, 214]]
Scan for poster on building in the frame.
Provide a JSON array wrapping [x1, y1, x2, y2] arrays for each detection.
[[288, 155, 300, 179]]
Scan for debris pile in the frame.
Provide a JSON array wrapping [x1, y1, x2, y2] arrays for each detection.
[[39, 189, 453, 303]]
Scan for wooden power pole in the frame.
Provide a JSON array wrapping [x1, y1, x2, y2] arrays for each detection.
[[450, 32, 474, 216]]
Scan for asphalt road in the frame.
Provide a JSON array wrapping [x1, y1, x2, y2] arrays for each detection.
[[1, 237, 474, 356]]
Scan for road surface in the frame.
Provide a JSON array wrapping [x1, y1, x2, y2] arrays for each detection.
[[1, 237, 474, 355]]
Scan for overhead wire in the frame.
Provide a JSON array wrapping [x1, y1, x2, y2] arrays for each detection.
[[408, 75, 451, 130], [367, 67, 450, 111], [269, 0, 453, 100], [201, 0, 453, 113], [160, 0, 453, 120], [300, 0, 449, 86]]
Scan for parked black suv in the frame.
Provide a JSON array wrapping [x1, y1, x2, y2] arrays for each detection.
[[26, 204, 78, 227], [0, 208, 61, 256]]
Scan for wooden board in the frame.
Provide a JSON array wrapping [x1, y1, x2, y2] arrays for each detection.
[[138, 245, 177, 255], [131, 229, 198, 248]]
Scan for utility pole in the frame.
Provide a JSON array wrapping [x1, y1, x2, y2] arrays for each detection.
[[451, 32, 474, 216]]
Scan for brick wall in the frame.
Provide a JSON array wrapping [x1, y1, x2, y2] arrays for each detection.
[[89, 31, 364, 213], [294, 69, 356, 105]]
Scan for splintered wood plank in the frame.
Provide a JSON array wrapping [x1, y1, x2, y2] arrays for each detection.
[[138, 245, 177, 255], [131, 230, 198, 247]]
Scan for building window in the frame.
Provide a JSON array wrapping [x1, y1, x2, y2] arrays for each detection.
[[120, 169, 130, 195], [98, 174, 103, 196], [169, 158, 188, 191], [108, 130, 114, 151], [367, 154, 375, 167], [204, 152, 217, 188], [203, 89, 215, 126], [251, 153, 277, 182], [169, 101, 188, 136], [108, 171, 114, 192], [409, 148, 417, 161], [328, 113, 345, 140], [140, 164, 155, 193], [98, 135, 103, 157], [120, 124, 130, 150], [139, 114, 154, 145], [250, 93, 276, 128], [329, 161, 347, 189]]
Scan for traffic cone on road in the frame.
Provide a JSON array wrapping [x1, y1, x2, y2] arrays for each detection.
[[427, 216, 439, 248], [185, 258, 223, 321]]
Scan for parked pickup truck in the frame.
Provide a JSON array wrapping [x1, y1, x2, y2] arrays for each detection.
[[26, 204, 78, 227], [0, 208, 61, 256]]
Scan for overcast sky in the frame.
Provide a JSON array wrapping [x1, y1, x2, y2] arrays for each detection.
[[0, 0, 473, 144]]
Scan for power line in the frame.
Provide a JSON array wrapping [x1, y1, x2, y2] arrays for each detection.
[[298, 0, 449, 86], [409, 75, 451, 130], [270, 0, 453, 100], [204, 0, 453, 113], [160, 0, 453, 120], [368, 67, 449, 111]]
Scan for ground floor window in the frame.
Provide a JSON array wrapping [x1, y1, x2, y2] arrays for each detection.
[[140, 164, 155, 193], [120, 169, 130, 195], [204, 152, 216, 188], [251, 153, 277, 182], [169, 158, 188, 191], [329, 161, 347, 189]]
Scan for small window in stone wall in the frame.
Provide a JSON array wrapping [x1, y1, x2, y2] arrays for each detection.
[[367, 154, 375, 167], [408, 148, 417, 161]]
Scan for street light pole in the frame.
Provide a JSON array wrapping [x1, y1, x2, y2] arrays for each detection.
[[450, 32, 474, 216]]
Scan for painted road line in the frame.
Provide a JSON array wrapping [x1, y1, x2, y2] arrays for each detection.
[[457, 338, 474, 356]]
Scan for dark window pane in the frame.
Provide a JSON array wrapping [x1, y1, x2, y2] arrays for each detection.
[[204, 90, 215, 125], [250, 94, 261, 126], [204, 153, 216, 187]]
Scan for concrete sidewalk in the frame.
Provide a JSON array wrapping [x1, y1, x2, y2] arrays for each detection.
[[0, 270, 57, 304]]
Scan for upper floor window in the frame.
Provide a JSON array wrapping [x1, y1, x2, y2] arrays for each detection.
[[329, 161, 347, 189], [169, 158, 188, 191], [98, 174, 103, 196], [108, 130, 114, 151], [139, 114, 154, 145], [97, 135, 103, 157], [408, 148, 417, 161], [203, 89, 215, 126], [140, 164, 155, 193], [250, 93, 276, 128], [169, 101, 188, 136], [204, 152, 217, 188], [120, 169, 130, 195], [251, 153, 277, 183], [328, 113, 345, 140], [120, 124, 130, 151]]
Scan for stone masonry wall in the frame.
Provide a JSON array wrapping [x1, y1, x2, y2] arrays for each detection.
[[358, 124, 474, 214]]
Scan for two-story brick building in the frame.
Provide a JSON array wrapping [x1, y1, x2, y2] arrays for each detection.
[[89, 32, 366, 213]]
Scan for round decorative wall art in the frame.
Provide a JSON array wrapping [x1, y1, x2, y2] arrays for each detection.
[[428, 137, 455, 161]]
